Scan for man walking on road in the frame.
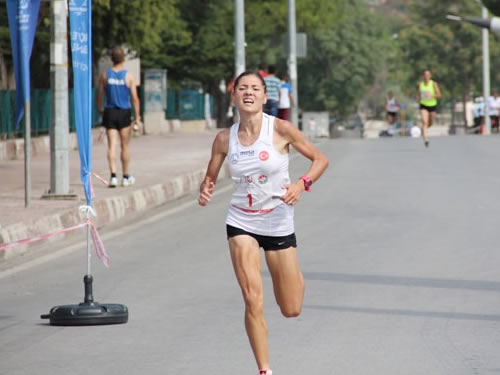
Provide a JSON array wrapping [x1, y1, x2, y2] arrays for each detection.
[[263, 65, 280, 117], [488, 90, 500, 133], [278, 73, 294, 121], [97, 47, 140, 188]]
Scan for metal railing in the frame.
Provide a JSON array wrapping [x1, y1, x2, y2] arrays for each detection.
[[1, 87, 215, 139], [0, 88, 101, 139]]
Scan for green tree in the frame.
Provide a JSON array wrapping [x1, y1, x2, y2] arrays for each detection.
[[92, 0, 191, 81], [0, 2, 51, 89], [397, 0, 500, 118], [298, 0, 388, 115], [1, 0, 392, 123]]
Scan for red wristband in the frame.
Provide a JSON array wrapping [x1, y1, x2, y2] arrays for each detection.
[[300, 176, 312, 192]]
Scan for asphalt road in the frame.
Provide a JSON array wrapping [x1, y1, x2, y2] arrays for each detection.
[[1, 135, 500, 375]]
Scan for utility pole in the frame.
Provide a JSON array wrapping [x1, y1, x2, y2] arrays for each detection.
[[482, 5, 491, 135], [234, 0, 245, 77], [45, 0, 72, 198], [288, 0, 299, 127]]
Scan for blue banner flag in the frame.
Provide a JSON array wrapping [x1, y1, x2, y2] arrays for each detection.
[[6, 0, 41, 129], [69, 0, 92, 205]]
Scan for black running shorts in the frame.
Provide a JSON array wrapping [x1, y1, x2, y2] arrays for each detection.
[[419, 104, 437, 112], [102, 108, 132, 130], [226, 225, 297, 251]]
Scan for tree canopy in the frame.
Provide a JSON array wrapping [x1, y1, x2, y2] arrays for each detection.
[[9, 0, 493, 119], [396, 0, 500, 103]]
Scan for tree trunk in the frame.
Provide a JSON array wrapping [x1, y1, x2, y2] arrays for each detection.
[[463, 92, 468, 127], [451, 100, 456, 126], [0, 53, 8, 90], [208, 81, 228, 128]]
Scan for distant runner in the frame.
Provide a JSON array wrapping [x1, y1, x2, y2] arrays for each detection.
[[416, 69, 442, 147], [385, 91, 399, 128]]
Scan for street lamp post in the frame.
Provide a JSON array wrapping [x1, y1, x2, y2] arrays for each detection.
[[234, 0, 245, 77], [233, 0, 245, 123], [482, 5, 492, 135], [447, 6, 493, 134], [48, 0, 71, 196], [288, 0, 299, 127]]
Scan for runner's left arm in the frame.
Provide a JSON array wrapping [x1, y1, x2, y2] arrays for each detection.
[[434, 81, 442, 100], [127, 73, 141, 124], [275, 119, 329, 204]]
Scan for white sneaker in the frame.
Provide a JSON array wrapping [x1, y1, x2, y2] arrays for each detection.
[[109, 176, 118, 188], [122, 176, 136, 187]]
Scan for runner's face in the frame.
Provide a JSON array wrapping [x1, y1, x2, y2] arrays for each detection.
[[424, 71, 432, 81], [233, 75, 267, 114]]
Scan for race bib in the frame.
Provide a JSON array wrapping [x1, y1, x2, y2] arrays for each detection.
[[421, 89, 432, 100], [230, 174, 276, 212]]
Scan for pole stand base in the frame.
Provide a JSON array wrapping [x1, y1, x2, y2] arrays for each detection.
[[41, 275, 128, 326], [41, 302, 128, 326]]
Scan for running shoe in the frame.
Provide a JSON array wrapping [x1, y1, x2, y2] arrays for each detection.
[[109, 176, 118, 188], [122, 176, 136, 187], [259, 370, 272, 375], [425, 140, 429, 148]]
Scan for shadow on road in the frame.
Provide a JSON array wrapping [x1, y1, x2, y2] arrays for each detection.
[[303, 304, 500, 322], [300, 271, 500, 292]]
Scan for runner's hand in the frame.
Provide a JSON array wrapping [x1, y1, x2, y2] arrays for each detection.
[[198, 181, 215, 206], [281, 181, 304, 206]]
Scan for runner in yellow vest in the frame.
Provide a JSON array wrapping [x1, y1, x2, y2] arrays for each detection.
[[416, 70, 442, 147]]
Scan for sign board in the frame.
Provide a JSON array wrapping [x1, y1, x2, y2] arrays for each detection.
[[144, 69, 167, 112], [283, 33, 307, 58]]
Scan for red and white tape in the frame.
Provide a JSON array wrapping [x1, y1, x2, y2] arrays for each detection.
[[0, 205, 110, 268]]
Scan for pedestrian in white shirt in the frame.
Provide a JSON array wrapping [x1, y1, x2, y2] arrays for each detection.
[[488, 91, 500, 133]]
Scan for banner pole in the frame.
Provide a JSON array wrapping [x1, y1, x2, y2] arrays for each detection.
[[24, 99, 31, 207], [87, 222, 91, 276]]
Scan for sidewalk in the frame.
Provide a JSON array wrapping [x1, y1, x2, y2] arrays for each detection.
[[0, 129, 227, 260], [363, 119, 450, 139]]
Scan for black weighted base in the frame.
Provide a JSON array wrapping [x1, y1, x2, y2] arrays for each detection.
[[41, 302, 128, 326], [41, 274, 128, 326]]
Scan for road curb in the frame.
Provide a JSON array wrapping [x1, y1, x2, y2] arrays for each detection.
[[0, 164, 228, 261], [0, 128, 106, 161]]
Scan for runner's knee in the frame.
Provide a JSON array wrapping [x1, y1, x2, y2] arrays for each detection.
[[242, 288, 264, 314], [279, 302, 302, 318]]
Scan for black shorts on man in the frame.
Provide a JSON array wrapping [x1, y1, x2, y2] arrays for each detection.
[[102, 108, 132, 130], [226, 225, 297, 251]]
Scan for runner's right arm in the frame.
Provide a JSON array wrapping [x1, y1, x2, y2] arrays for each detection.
[[198, 129, 229, 206]]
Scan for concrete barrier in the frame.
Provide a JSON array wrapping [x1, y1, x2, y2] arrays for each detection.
[[302, 112, 330, 138]]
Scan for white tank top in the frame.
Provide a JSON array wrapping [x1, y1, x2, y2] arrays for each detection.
[[225, 114, 294, 236], [386, 97, 398, 113]]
